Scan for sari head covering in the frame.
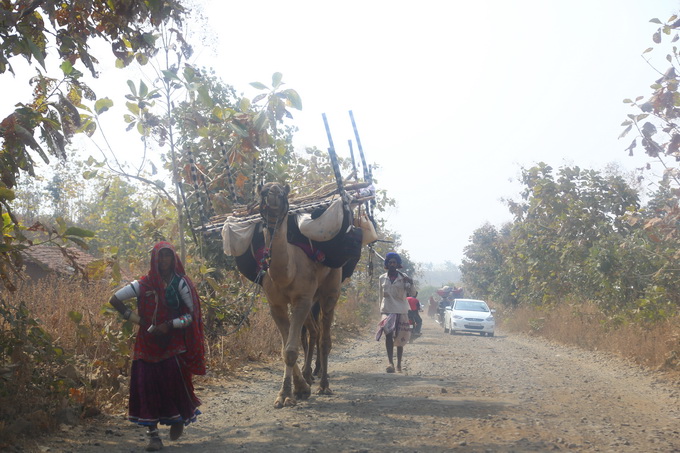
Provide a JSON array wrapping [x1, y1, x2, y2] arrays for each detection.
[[135, 242, 206, 376], [384, 252, 403, 269]]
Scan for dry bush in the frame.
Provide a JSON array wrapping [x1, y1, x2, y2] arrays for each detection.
[[208, 303, 280, 371], [0, 273, 376, 446], [0, 276, 120, 445], [333, 293, 373, 337], [497, 302, 680, 372]]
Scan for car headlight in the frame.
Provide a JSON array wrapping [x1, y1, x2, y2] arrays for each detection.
[[486, 315, 494, 321], [453, 315, 463, 319]]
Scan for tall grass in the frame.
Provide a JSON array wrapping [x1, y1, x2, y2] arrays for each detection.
[[498, 301, 680, 372]]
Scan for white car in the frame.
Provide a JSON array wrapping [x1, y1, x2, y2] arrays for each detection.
[[443, 298, 495, 337]]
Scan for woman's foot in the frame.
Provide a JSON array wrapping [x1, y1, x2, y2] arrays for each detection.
[[146, 428, 163, 451], [396, 365, 402, 373], [386, 364, 395, 373], [170, 422, 184, 440]]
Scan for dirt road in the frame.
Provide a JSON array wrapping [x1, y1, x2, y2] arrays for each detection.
[[30, 317, 680, 452]]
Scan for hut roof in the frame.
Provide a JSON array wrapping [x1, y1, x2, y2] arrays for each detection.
[[22, 244, 98, 277]]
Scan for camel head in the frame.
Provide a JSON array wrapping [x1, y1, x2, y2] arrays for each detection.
[[259, 182, 290, 227]]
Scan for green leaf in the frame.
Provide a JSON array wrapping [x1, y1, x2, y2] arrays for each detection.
[[272, 72, 283, 88], [127, 80, 137, 96], [64, 226, 95, 238], [115, 58, 125, 69], [254, 111, 269, 131], [249, 81, 268, 90], [139, 80, 148, 97], [643, 47, 654, 54], [252, 93, 267, 104], [94, 98, 114, 115], [227, 122, 248, 137], [281, 89, 302, 110], [650, 18, 663, 24], [162, 69, 180, 81], [0, 187, 15, 201], [112, 262, 121, 284], [68, 311, 83, 324], [82, 170, 99, 180], [135, 53, 149, 65], [25, 37, 46, 70], [126, 102, 140, 115], [653, 31, 662, 44], [183, 66, 196, 82], [619, 124, 633, 139], [211, 106, 223, 120], [197, 84, 214, 108], [66, 236, 89, 249], [60, 60, 73, 75]]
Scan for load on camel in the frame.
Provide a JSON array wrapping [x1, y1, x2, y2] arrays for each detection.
[[203, 113, 378, 408]]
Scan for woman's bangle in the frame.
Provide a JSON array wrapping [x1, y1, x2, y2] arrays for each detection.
[[122, 308, 132, 320]]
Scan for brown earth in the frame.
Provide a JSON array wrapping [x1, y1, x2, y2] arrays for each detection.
[[19, 317, 680, 452]]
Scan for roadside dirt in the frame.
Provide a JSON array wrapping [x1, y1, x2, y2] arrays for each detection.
[[19, 317, 680, 452]]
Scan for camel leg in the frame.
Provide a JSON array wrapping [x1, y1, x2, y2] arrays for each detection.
[[311, 302, 322, 377], [313, 334, 322, 377], [269, 303, 299, 408], [317, 275, 340, 396], [301, 305, 319, 385], [317, 304, 335, 395], [287, 300, 312, 401]]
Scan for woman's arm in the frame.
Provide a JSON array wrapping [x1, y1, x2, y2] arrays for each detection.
[[109, 282, 142, 325], [108, 294, 141, 325]]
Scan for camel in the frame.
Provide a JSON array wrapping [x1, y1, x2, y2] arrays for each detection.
[[258, 182, 342, 408]]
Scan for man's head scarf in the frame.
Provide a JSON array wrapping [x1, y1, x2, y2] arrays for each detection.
[[384, 252, 403, 269]]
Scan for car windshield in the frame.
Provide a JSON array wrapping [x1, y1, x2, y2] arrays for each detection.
[[454, 301, 489, 312]]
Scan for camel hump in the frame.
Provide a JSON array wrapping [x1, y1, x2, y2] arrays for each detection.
[[221, 219, 258, 256], [297, 197, 345, 241]]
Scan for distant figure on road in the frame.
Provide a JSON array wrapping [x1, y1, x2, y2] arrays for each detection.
[[407, 291, 423, 335], [427, 296, 437, 318]]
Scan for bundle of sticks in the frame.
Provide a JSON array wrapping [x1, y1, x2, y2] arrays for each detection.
[[202, 180, 374, 234]]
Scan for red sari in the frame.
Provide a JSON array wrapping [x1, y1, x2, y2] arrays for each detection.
[[128, 242, 206, 427]]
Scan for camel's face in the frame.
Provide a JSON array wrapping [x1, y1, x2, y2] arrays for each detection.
[[259, 182, 290, 226]]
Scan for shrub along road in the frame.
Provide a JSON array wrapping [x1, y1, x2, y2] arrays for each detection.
[[32, 317, 680, 452]]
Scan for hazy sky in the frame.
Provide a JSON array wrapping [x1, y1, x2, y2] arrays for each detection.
[[198, 0, 679, 266], [5, 0, 679, 267]]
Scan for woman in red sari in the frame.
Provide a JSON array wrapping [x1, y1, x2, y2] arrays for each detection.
[[108, 242, 206, 451]]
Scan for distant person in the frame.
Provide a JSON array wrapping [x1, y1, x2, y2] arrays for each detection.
[[375, 252, 415, 373], [407, 291, 423, 335], [108, 242, 206, 451], [437, 296, 452, 325], [427, 296, 437, 318]]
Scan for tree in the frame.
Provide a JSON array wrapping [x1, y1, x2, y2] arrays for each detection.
[[0, 0, 190, 289], [461, 223, 511, 304], [462, 164, 642, 310]]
